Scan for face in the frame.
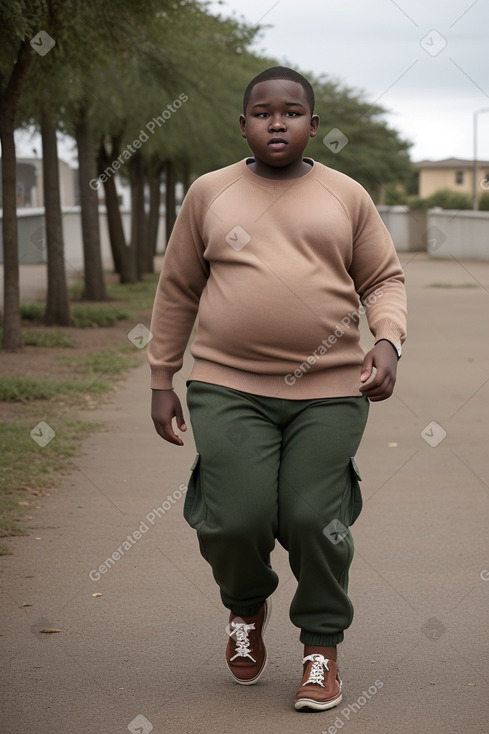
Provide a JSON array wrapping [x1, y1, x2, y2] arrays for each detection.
[[240, 79, 319, 169]]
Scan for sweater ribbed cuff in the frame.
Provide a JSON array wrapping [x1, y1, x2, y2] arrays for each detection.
[[150, 369, 176, 390], [372, 318, 405, 350]]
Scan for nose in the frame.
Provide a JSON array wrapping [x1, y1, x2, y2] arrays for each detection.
[[269, 114, 286, 131]]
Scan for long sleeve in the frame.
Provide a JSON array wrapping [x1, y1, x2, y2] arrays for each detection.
[[348, 189, 407, 350], [147, 183, 210, 389]]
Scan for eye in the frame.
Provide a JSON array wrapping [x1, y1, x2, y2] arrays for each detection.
[[285, 111, 300, 117], [255, 112, 269, 118]]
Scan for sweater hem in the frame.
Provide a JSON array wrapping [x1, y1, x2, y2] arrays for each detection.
[[187, 359, 365, 400]]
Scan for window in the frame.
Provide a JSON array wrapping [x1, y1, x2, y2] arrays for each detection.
[[455, 170, 464, 185]]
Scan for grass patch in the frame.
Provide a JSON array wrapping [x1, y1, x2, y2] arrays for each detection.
[[106, 275, 159, 311], [21, 302, 130, 327], [0, 376, 111, 403], [0, 274, 157, 553], [428, 282, 478, 289], [0, 417, 99, 548], [59, 348, 140, 376], [70, 273, 158, 309], [19, 274, 157, 331], [72, 305, 130, 327], [23, 331, 75, 348], [20, 302, 45, 322]]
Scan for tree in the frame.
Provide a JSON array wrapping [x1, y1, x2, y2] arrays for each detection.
[[40, 105, 72, 324], [306, 76, 414, 201], [74, 103, 107, 300], [0, 9, 37, 348], [97, 134, 137, 283]]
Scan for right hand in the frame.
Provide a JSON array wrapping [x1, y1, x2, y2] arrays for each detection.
[[151, 389, 187, 446]]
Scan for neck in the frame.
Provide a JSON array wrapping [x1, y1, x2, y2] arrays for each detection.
[[247, 157, 311, 180]]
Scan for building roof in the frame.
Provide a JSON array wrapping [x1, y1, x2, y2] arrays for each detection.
[[415, 157, 489, 169]]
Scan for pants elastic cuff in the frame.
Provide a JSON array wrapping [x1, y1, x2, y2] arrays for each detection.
[[227, 603, 264, 618], [300, 630, 344, 646]]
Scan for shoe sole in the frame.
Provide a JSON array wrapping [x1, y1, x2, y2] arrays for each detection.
[[227, 597, 271, 686], [294, 692, 343, 711]]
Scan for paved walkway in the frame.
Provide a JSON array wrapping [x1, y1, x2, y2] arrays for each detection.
[[1, 254, 489, 733]]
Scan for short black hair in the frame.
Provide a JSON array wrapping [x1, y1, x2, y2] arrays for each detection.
[[243, 66, 315, 115]]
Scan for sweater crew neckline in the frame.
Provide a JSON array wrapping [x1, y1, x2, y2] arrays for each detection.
[[242, 157, 316, 187]]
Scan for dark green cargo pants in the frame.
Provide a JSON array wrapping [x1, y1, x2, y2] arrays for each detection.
[[184, 381, 369, 646]]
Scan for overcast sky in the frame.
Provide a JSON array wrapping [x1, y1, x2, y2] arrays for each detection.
[[209, 0, 489, 162]]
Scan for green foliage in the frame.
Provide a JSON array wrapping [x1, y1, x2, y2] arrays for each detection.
[[478, 192, 489, 211], [0, 376, 110, 402], [71, 305, 130, 327], [306, 75, 413, 200], [408, 196, 429, 210], [425, 189, 471, 210], [23, 331, 75, 347], [0, 416, 98, 541], [21, 302, 129, 327], [20, 302, 45, 322], [59, 349, 139, 375], [383, 185, 408, 205]]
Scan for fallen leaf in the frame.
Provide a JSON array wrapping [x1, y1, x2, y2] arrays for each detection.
[[40, 628, 61, 634]]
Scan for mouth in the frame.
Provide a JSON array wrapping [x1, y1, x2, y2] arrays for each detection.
[[268, 138, 288, 149]]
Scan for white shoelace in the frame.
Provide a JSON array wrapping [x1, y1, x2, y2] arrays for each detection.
[[229, 621, 256, 662], [302, 654, 331, 687]]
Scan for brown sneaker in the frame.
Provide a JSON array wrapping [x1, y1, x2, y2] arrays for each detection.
[[224, 600, 270, 685], [294, 654, 343, 711]]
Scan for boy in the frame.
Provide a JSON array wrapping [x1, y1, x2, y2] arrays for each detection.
[[148, 66, 406, 712]]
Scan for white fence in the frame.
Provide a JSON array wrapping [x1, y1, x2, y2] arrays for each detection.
[[0, 206, 163, 269], [425, 209, 489, 259], [1, 205, 489, 264]]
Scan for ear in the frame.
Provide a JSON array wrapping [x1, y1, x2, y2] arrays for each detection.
[[239, 114, 247, 138], [309, 114, 320, 138]]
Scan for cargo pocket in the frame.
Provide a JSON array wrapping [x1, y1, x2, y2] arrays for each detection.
[[183, 453, 209, 560], [348, 457, 363, 526], [339, 457, 363, 527], [183, 453, 206, 530]]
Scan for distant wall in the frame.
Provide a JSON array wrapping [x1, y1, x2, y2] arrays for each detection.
[[376, 205, 427, 252], [1, 205, 489, 264], [378, 205, 489, 260], [425, 209, 489, 260], [0, 206, 164, 267]]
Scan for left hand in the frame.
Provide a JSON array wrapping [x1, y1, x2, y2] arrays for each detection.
[[359, 340, 398, 401]]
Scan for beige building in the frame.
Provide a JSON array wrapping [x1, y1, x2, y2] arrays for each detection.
[[415, 157, 489, 200], [0, 157, 78, 208]]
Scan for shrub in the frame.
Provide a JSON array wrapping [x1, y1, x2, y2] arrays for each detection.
[[425, 189, 471, 210], [478, 192, 489, 211]]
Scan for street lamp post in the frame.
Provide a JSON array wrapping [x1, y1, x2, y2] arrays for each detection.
[[473, 107, 489, 211]]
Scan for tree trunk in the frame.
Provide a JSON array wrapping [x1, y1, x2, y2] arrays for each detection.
[[165, 160, 177, 246], [0, 121, 23, 349], [41, 107, 72, 326], [98, 140, 137, 283], [148, 167, 162, 259], [182, 159, 191, 196], [129, 151, 149, 277], [74, 108, 107, 300], [0, 39, 33, 350]]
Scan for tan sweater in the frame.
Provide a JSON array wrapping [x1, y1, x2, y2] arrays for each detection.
[[148, 158, 407, 399]]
